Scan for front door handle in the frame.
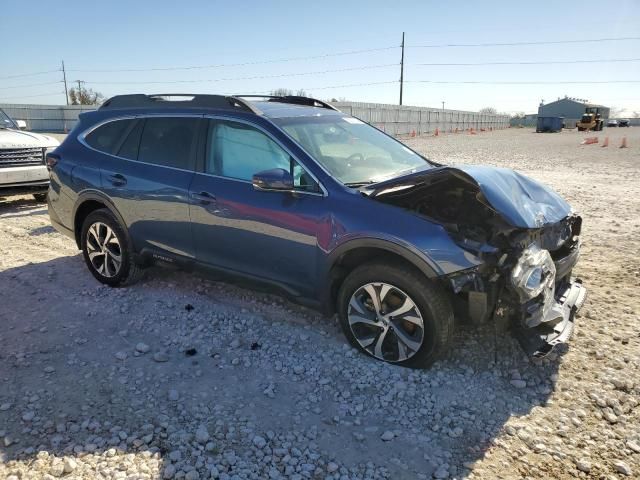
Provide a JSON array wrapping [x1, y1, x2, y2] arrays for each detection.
[[107, 173, 127, 186], [191, 191, 216, 205]]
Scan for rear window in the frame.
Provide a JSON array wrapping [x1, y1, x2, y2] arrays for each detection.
[[85, 119, 134, 154], [138, 117, 199, 170]]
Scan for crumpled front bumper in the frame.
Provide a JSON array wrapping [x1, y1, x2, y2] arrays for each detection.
[[514, 278, 587, 357]]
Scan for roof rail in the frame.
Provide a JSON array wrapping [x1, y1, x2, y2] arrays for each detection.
[[99, 94, 257, 113], [235, 95, 340, 112]]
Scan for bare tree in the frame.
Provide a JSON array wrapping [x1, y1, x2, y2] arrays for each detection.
[[69, 87, 104, 106], [633, 111, 640, 118], [270, 88, 308, 97], [479, 107, 498, 115]]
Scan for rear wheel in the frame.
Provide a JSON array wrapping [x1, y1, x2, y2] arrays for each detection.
[[337, 261, 454, 368], [80, 209, 143, 286]]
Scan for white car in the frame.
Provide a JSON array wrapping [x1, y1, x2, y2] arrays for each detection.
[[0, 108, 59, 202]]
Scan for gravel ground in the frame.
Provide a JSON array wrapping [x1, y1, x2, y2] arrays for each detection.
[[1, 127, 638, 480]]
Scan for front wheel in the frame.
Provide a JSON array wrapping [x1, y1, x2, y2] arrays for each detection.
[[33, 192, 48, 203], [80, 209, 143, 287], [337, 261, 454, 368]]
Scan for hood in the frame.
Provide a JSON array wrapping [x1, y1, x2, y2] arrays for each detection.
[[367, 165, 572, 229], [0, 128, 60, 149]]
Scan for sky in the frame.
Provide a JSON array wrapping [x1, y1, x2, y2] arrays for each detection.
[[1, 0, 639, 115]]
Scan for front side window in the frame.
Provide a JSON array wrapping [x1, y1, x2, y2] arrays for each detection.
[[85, 119, 134, 154], [275, 115, 431, 185], [206, 120, 319, 192], [138, 117, 199, 170]]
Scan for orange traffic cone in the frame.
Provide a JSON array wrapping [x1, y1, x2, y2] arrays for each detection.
[[434, 128, 439, 136], [581, 137, 598, 145], [620, 136, 628, 148], [601, 136, 609, 147]]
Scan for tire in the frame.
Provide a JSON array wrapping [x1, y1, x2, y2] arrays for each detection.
[[337, 261, 454, 368], [80, 208, 143, 287], [33, 192, 48, 203]]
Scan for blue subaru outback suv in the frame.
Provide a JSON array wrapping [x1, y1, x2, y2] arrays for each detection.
[[47, 94, 586, 367]]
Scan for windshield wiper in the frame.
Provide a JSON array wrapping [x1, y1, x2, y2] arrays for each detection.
[[344, 181, 374, 187]]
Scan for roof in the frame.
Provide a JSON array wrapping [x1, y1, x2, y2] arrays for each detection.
[[250, 100, 343, 119], [98, 94, 343, 119], [542, 98, 607, 109]]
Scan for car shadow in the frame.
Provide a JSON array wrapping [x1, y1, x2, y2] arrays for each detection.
[[27, 225, 56, 236], [0, 197, 47, 218], [0, 254, 564, 479]]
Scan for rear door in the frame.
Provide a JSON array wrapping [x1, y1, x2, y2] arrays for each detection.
[[188, 118, 327, 296], [94, 115, 201, 260]]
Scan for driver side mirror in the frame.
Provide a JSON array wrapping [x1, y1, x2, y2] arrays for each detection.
[[16, 120, 27, 130], [252, 168, 294, 192]]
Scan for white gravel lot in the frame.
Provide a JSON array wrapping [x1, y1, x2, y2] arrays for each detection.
[[1, 127, 638, 480]]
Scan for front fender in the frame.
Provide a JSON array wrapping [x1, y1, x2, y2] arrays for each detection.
[[327, 235, 443, 279]]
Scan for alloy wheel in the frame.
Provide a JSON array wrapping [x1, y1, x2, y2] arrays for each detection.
[[347, 282, 425, 362], [86, 222, 122, 278]]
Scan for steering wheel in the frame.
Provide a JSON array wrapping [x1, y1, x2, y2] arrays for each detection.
[[345, 153, 365, 166]]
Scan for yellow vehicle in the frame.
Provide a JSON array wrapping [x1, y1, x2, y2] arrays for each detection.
[[577, 107, 604, 131]]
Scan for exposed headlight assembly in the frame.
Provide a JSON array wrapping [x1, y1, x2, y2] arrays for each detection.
[[511, 244, 556, 301]]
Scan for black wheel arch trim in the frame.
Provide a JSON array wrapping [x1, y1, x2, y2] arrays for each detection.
[[72, 190, 130, 249], [321, 237, 444, 315]]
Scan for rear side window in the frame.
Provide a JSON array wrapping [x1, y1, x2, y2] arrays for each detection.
[[138, 117, 199, 170], [116, 120, 144, 160], [85, 119, 134, 154]]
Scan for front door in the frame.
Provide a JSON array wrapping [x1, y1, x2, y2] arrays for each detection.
[[189, 118, 327, 296]]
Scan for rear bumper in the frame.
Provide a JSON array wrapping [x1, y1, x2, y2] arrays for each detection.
[[514, 278, 587, 357]]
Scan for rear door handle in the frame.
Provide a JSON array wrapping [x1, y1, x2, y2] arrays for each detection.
[[107, 173, 127, 186], [191, 191, 216, 205]]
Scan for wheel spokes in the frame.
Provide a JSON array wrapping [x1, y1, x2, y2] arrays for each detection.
[[86, 222, 122, 278], [363, 284, 382, 314], [392, 325, 422, 353], [386, 297, 415, 319], [347, 282, 425, 363], [373, 327, 390, 359]]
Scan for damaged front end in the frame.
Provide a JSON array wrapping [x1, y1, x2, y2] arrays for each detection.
[[366, 165, 587, 357]]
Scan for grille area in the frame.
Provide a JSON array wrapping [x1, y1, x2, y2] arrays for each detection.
[[0, 148, 44, 167]]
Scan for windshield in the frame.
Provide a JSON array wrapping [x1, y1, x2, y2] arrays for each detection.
[[0, 109, 18, 129], [275, 115, 431, 185]]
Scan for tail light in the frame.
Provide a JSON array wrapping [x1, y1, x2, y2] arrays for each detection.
[[46, 152, 60, 170]]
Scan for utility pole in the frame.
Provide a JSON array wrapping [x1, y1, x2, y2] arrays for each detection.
[[75, 80, 85, 111], [399, 32, 405, 106], [61, 60, 69, 105], [442, 101, 445, 112]]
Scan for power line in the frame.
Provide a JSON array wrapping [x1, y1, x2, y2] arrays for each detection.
[[82, 63, 398, 86], [0, 80, 62, 91], [67, 46, 400, 74], [222, 80, 399, 95], [283, 80, 398, 91], [407, 80, 640, 85], [408, 36, 640, 48], [0, 91, 66, 101], [0, 69, 61, 81], [413, 58, 640, 66]]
